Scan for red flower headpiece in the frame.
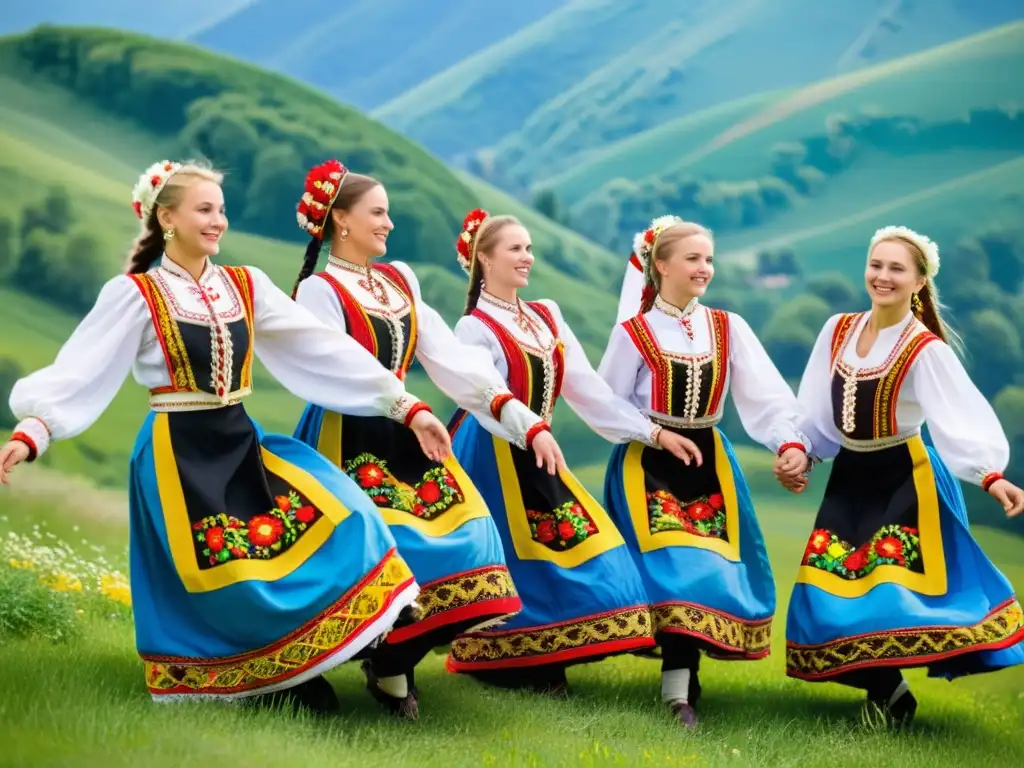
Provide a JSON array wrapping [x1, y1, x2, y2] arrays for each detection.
[[455, 208, 490, 274], [296, 159, 349, 240]]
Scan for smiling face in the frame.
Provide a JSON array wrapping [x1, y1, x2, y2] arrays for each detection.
[[156, 178, 227, 257], [479, 221, 533, 292], [865, 238, 926, 310], [331, 180, 392, 258], [654, 230, 715, 301]]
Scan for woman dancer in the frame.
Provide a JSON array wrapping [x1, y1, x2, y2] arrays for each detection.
[[783, 225, 1024, 727], [444, 209, 700, 694], [598, 216, 810, 727], [0, 160, 453, 712], [290, 161, 563, 718]]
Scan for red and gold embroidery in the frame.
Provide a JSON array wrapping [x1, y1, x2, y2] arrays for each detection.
[[647, 489, 727, 540], [130, 272, 197, 392], [622, 308, 729, 420], [528, 500, 599, 551], [191, 488, 324, 568], [448, 605, 654, 669], [345, 452, 465, 520], [801, 524, 922, 580], [652, 602, 772, 659], [786, 598, 1024, 680], [145, 551, 415, 696]]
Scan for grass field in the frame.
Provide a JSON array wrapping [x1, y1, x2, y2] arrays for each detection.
[[1, 461, 1021, 767]]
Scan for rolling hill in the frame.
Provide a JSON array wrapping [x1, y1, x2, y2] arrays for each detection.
[[373, 0, 1024, 181], [550, 21, 1024, 280]]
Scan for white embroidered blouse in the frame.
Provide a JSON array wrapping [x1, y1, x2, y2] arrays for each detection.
[[599, 296, 809, 453], [294, 255, 543, 446], [454, 291, 662, 447], [797, 311, 1009, 485], [9, 255, 427, 457]]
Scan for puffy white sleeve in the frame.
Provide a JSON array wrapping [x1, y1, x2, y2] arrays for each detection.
[[452, 315, 540, 449], [615, 257, 645, 324], [912, 340, 1010, 486], [9, 275, 148, 459], [392, 263, 543, 442], [728, 312, 810, 454], [544, 301, 658, 446], [598, 321, 646, 404], [293, 273, 348, 332], [795, 314, 844, 461], [248, 267, 423, 423]]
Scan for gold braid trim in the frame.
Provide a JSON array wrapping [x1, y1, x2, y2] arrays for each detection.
[[132, 272, 197, 392], [653, 603, 772, 657], [787, 599, 1024, 679], [415, 566, 518, 621], [144, 553, 414, 695], [450, 606, 653, 664]]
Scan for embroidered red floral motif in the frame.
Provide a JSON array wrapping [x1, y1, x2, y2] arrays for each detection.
[[345, 452, 464, 520], [801, 524, 921, 579], [191, 489, 323, 567], [527, 500, 598, 551], [647, 489, 727, 540]]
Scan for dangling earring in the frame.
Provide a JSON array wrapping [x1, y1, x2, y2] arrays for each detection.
[[340, 228, 349, 241], [911, 292, 923, 315], [163, 229, 175, 241]]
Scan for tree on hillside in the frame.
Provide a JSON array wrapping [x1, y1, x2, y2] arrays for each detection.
[[533, 189, 560, 222], [59, 233, 107, 313], [0, 357, 24, 429], [12, 229, 66, 298], [0, 216, 14, 279], [760, 319, 817, 380], [20, 186, 73, 241], [962, 310, 1023, 398], [241, 144, 306, 239], [807, 271, 859, 313]]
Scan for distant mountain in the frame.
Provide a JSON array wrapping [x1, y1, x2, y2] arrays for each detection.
[[190, 0, 569, 110], [372, 0, 1024, 185]]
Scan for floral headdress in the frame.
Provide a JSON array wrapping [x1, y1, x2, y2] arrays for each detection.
[[632, 215, 686, 273], [456, 208, 491, 274], [297, 159, 349, 240], [870, 225, 940, 279], [131, 160, 182, 220]]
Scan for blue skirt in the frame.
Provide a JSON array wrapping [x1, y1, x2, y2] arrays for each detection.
[[604, 426, 775, 659], [445, 413, 654, 671], [129, 405, 418, 701], [785, 436, 1024, 682], [294, 403, 520, 645]]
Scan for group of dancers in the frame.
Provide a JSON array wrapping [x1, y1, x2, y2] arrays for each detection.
[[1, 157, 1022, 730]]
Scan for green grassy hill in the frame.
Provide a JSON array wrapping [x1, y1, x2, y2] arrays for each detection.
[[374, 0, 1019, 179], [1, 461, 1021, 767]]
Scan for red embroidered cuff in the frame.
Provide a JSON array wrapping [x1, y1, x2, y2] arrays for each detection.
[[982, 472, 1004, 492], [777, 442, 806, 457], [525, 421, 551, 450], [402, 401, 433, 428], [490, 393, 514, 421], [11, 431, 38, 462]]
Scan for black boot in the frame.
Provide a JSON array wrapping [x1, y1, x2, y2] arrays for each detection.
[[361, 660, 419, 720], [864, 679, 917, 730]]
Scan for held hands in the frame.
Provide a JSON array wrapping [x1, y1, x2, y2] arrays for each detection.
[[0, 440, 30, 485], [657, 430, 703, 466], [531, 431, 566, 476], [408, 411, 453, 464], [988, 478, 1024, 518], [773, 447, 810, 495]]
